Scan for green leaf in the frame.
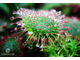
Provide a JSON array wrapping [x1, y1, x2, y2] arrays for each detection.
[[40, 3, 68, 10], [0, 3, 10, 14], [27, 3, 35, 8], [62, 7, 71, 16], [15, 3, 35, 9], [74, 54, 80, 56], [40, 3, 58, 10]]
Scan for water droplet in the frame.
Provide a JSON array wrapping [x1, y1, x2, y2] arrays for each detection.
[[10, 16, 15, 21], [19, 38, 22, 40], [36, 44, 39, 47]]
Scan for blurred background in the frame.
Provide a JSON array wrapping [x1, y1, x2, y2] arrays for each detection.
[[0, 3, 80, 57]]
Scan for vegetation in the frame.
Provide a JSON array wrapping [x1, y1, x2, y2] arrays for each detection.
[[0, 3, 80, 57]]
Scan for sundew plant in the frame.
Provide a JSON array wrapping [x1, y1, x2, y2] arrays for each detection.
[[10, 8, 70, 51]]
